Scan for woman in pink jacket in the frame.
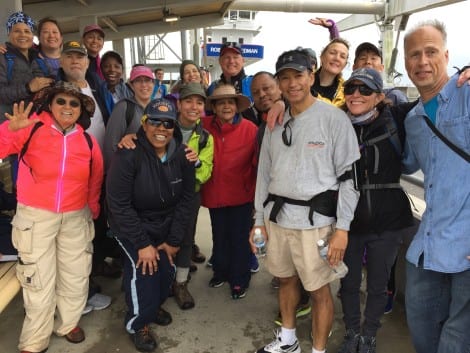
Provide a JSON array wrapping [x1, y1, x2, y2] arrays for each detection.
[[0, 81, 103, 353]]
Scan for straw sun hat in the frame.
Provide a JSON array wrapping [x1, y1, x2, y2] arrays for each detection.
[[206, 84, 251, 112]]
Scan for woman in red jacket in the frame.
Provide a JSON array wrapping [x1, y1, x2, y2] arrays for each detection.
[[0, 81, 103, 353], [201, 84, 258, 299]]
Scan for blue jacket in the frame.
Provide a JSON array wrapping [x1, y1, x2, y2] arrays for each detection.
[[403, 74, 470, 273]]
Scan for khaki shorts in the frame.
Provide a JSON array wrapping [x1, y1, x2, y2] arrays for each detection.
[[265, 221, 338, 292]]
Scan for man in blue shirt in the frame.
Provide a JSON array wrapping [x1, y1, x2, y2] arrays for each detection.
[[402, 20, 470, 353]]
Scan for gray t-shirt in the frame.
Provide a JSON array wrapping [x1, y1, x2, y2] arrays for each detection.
[[254, 99, 360, 230]]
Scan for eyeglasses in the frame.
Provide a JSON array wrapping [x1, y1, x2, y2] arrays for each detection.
[[54, 97, 80, 108], [146, 118, 175, 129], [282, 119, 293, 146], [344, 84, 377, 96]]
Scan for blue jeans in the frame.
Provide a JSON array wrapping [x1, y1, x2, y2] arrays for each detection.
[[405, 259, 470, 353]]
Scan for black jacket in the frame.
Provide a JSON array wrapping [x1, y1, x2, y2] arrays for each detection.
[[350, 103, 416, 234], [106, 128, 195, 250]]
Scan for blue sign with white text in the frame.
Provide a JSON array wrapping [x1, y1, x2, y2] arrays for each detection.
[[206, 44, 264, 58]]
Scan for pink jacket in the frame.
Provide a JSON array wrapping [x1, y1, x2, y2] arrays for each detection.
[[0, 111, 104, 218]]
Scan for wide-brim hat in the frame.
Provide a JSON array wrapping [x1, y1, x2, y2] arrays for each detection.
[[206, 84, 251, 112], [34, 81, 95, 117]]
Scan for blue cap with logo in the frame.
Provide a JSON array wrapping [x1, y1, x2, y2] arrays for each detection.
[[344, 67, 383, 92], [144, 98, 177, 121], [275, 50, 312, 76]]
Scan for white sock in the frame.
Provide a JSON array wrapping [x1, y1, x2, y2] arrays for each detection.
[[312, 348, 325, 353], [280, 327, 297, 345], [175, 267, 189, 283]]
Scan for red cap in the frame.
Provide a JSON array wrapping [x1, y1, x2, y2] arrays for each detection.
[[83, 24, 105, 38]]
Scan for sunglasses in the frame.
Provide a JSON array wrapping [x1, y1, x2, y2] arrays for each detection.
[[146, 118, 175, 129], [282, 119, 293, 146], [54, 97, 81, 108], [344, 84, 377, 96]]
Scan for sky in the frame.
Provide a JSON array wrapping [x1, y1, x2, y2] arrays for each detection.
[[243, 1, 469, 85]]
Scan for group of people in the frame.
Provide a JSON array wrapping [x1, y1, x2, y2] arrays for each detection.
[[0, 9, 468, 353]]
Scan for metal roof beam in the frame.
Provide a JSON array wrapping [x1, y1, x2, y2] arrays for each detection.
[[62, 13, 225, 41], [231, 0, 385, 15]]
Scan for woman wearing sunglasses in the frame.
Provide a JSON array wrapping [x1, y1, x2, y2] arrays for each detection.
[[0, 81, 103, 353], [105, 98, 195, 352], [337, 68, 415, 353]]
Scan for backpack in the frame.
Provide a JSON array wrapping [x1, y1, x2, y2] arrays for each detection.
[[5, 53, 50, 82]]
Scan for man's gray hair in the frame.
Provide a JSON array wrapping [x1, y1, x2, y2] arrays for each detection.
[[404, 19, 447, 46]]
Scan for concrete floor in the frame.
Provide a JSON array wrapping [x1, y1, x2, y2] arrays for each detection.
[[0, 207, 415, 353]]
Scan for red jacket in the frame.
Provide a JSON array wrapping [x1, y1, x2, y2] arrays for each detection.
[[201, 115, 257, 208], [0, 111, 104, 218]]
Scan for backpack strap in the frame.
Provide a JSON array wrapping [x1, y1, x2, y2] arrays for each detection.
[[194, 123, 209, 151], [125, 100, 136, 128], [5, 53, 16, 82], [19, 121, 44, 163], [34, 58, 50, 77]]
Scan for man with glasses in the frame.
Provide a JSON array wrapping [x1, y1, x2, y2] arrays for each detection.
[[252, 49, 360, 353]]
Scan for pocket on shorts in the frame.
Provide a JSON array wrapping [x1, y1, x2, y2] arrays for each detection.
[[11, 214, 34, 254], [81, 217, 94, 277], [16, 261, 43, 291]]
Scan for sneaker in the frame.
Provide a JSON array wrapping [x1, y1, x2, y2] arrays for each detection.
[[173, 281, 195, 310], [87, 293, 112, 311], [131, 325, 157, 352], [231, 286, 246, 300], [274, 302, 312, 326], [208, 277, 225, 288], [384, 291, 395, 314], [82, 304, 93, 315], [338, 329, 360, 353], [192, 244, 206, 263], [250, 253, 260, 273], [358, 335, 376, 353], [256, 330, 300, 353]]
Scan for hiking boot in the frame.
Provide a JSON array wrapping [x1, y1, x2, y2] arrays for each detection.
[[154, 307, 172, 326], [358, 336, 376, 353], [256, 330, 300, 353], [65, 326, 85, 344], [274, 301, 311, 326], [337, 329, 360, 353], [173, 281, 195, 310], [131, 325, 157, 352], [192, 244, 206, 263], [231, 285, 247, 300]]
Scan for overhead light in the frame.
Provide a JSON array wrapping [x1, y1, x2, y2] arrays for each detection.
[[163, 7, 180, 22]]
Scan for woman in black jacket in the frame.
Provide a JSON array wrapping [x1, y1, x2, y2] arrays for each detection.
[[337, 68, 415, 353], [106, 98, 195, 352]]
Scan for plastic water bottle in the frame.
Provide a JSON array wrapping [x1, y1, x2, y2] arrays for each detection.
[[253, 228, 266, 257], [317, 239, 348, 278]]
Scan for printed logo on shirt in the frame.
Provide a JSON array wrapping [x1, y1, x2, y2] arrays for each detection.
[[307, 141, 325, 148]]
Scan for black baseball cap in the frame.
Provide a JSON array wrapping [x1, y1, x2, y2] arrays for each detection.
[[275, 50, 312, 76], [354, 42, 382, 63]]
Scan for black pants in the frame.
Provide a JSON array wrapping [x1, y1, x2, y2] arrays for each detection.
[[209, 203, 252, 289], [339, 229, 402, 337], [117, 237, 174, 333]]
